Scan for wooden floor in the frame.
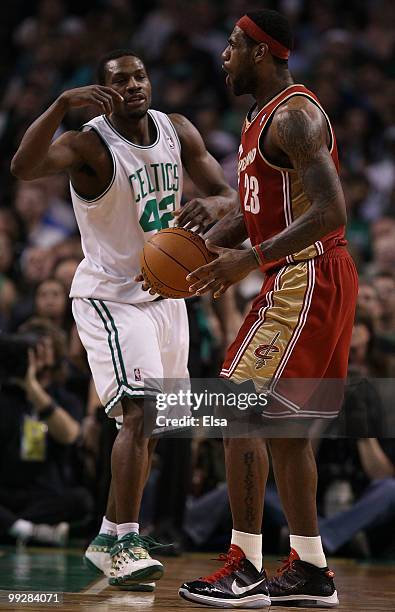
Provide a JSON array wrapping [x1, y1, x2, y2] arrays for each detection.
[[0, 547, 394, 611]]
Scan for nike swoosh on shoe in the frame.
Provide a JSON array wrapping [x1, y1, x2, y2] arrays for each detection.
[[232, 577, 266, 595]]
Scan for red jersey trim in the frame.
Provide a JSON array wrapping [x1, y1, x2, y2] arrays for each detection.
[[244, 84, 304, 132]]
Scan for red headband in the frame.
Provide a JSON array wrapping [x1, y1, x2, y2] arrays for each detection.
[[236, 15, 290, 60]]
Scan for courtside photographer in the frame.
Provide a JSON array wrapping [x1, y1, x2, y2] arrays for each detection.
[[0, 317, 92, 545]]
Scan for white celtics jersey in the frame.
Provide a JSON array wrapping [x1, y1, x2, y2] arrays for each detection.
[[69, 110, 183, 303]]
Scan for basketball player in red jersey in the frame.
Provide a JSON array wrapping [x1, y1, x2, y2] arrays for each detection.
[[179, 9, 357, 609]]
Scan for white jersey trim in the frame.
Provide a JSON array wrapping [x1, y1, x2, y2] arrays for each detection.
[[166, 115, 182, 153], [103, 110, 160, 149], [70, 125, 117, 204]]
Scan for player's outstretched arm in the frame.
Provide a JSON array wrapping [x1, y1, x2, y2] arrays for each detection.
[[11, 86, 123, 180], [169, 113, 240, 234], [255, 97, 346, 262], [203, 201, 248, 248]]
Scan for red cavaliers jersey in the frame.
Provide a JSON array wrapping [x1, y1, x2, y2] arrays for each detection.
[[238, 83, 346, 273]]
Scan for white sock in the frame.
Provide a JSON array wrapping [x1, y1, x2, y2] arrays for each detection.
[[117, 522, 139, 539], [290, 535, 327, 568], [9, 519, 34, 540], [99, 516, 117, 537], [231, 529, 262, 572]]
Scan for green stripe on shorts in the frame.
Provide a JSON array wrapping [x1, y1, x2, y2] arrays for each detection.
[[99, 300, 128, 383], [89, 298, 121, 386], [105, 384, 160, 413]]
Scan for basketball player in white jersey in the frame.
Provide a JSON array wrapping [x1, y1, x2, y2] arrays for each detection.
[[11, 49, 237, 590]]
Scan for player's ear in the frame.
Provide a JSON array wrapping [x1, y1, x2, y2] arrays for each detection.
[[253, 43, 268, 64]]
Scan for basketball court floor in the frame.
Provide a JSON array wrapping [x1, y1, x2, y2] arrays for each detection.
[[0, 547, 394, 611]]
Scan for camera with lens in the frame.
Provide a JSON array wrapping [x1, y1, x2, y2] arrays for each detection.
[[0, 332, 40, 382]]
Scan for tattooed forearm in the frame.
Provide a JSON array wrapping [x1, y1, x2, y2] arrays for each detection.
[[260, 212, 329, 261], [260, 105, 347, 262], [243, 451, 257, 529], [260, 156, 346, 261], [204, 207, 248, 248], [298, 152, 343, 216]]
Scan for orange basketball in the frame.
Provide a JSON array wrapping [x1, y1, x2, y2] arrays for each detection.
[[140, 228, 216, 298]]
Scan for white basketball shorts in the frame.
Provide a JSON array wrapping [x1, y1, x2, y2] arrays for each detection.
[[72, 297, 189, 418]]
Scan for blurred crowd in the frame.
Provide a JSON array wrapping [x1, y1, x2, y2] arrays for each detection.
[[0, 0, 394, 557]]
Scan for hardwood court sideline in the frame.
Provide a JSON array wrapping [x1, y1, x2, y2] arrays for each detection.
[[0, 548, 394, 611]]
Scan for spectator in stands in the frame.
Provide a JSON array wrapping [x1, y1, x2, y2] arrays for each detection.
[[18, 247, 55, 293], [14, 180, 67, 249], [357, 280, 382, 331], [53, 256, 81, 294], [0, 231, 18, 328], [0, 317, 92, 545], [34, 277, 69, 331], [53, 256, 89, 387], [9, 246, 55, 332], [13, 0, 83, 52], [318, 438, 395, 556], [373, 272, 395, 336], [348, 312, 382, 376]]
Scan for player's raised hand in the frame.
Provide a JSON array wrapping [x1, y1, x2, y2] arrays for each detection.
[[58, 86, 124, 115], [187, 241, 258, 298], [134, 273, 157, 296], [173, 198, 225, 234]]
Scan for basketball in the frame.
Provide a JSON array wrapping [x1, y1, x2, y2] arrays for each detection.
[[140, 228, 216, 298]]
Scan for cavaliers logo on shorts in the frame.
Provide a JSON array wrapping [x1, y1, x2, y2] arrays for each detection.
[[254, 332, 280, 369]]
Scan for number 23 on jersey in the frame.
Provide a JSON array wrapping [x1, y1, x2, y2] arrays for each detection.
[[243, 173, 260, 214]]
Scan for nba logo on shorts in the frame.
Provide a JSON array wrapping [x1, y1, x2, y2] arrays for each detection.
[[134, 368, 142, 381]]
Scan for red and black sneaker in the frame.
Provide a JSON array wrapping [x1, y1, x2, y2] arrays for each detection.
[[268, 548, 339, 608], [179, 544, 270, 608]]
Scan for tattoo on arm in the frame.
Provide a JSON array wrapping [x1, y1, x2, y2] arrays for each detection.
[[243, 451, 257, 529], [260, 108, 346, 261], [276, 110, 341, 216], [276, 108, 321, 163], [204, 207, 248, 248]]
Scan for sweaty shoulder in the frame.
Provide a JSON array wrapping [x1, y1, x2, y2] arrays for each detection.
[[51, 128, 104, 166], [168, 113, 207, 160], [271, 96, 329, 157], [168, 113, 194, 142], [65, 128, 111, 175], [68, 128, 106, 158], [66, 127, 114, 198]]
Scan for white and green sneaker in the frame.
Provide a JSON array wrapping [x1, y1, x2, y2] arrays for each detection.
[[109, 533, 165, 588], [85, 533, 156, 592], [84, 533, 116, 576]]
